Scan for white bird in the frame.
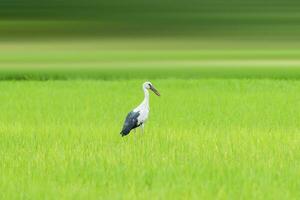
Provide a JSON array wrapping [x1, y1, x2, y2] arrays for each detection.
[[120, 81, 160, 137]]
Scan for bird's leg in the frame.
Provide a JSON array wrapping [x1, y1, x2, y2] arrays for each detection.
[[133, 128, 137, 142], [141, 124, 144, 134]]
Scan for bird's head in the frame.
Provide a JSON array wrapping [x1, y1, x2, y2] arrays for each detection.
[[143, 81, 160, 96]]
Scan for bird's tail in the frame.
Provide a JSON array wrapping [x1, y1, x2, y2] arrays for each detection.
[[120, 130, 130, 137]]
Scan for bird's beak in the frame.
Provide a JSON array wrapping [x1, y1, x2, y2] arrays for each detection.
[[150, 85, 160, 96]]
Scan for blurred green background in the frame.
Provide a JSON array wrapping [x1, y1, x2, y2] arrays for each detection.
[[1, 0, 300, 39], [1, 0, 300, 79]]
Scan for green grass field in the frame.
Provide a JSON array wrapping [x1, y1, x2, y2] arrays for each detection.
[[0, 40, 299, 199], [0, 79, 299, 199]]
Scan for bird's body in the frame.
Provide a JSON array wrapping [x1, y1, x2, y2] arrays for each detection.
[[120, 82, 160, 137]]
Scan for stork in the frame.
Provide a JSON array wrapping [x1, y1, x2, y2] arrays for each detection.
[[120, 81, 160, 137]]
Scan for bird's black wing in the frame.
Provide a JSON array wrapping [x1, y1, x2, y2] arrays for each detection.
[[120, 111, 140, 136]]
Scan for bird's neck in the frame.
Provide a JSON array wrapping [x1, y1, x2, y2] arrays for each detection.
[[142, 87, 149, 108]]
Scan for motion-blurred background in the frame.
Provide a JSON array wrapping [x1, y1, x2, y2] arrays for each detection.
[[2, 0, 300, 39], [1, 0, 300, 79]]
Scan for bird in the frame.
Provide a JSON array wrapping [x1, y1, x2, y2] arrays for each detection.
[[120, 81, 160, 137]]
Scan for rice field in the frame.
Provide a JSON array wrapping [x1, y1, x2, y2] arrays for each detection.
[[0, 79, 299, 199], [0, 40, 299, 199]]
